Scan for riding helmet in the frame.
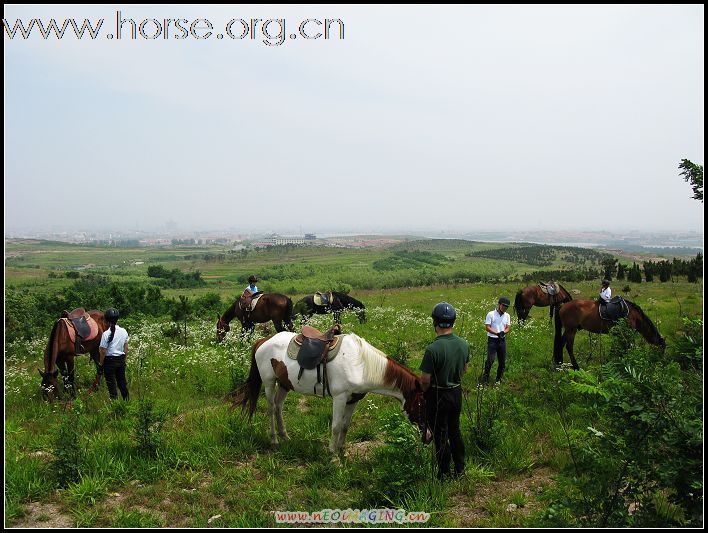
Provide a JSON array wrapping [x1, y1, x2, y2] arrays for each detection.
[[248, 275, 258, 283], [431, 302, 456, 327], [105, 308, 120, 321], [498, 297, 511, 307], [602, 279, 610, 287]]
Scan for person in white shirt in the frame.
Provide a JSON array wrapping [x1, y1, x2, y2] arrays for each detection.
[[599, 279, 612, 304], [98, 308, 129, 401], [482, 297, 512, 385]]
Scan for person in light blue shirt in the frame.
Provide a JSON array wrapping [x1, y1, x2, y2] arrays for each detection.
[[245, 275, 259, 295]]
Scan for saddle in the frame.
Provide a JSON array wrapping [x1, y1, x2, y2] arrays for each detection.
[[599, 296, 630, 321], [289, 324, 343, 397], [61, 308, 92, 338], [313, 291, 334, 307], [239, 291, 263, 313], [60, 308, 100, 353], [539, 282, 559, 296]]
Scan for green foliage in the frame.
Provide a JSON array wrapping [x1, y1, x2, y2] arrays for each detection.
[[544, 322, 703, 526], [468, 245, 607, 267], [51, 402, 84, 487], [147, 265, 206, 288], [134, 399, 164, 458], [67, 474, 108, 506], [363, 410, 430, 506], [678, 158, 703, 202]]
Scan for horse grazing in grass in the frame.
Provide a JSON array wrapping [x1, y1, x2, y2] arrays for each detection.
[[216, 293, 294, 342], [226, 332, 431, 454], [553, 299, 665, 369], [514, 282, 573, 324], [38, 310, 108, 401], [293, 292, 367, 324]]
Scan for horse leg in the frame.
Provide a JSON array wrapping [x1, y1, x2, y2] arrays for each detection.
[[263, 383, 279, 446], [565, 330, 580, 370], [66, 356, 76, 398], [273, 320, 284, 333], [329, 393, 349, 454], [336, 400, 358, 452], [274, 386, 290, 440], [56, 357, 71, 398]]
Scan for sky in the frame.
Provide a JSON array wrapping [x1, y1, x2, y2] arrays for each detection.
[[4, 5, 705, 234]]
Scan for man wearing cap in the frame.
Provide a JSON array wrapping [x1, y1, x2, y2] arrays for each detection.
[[482, 297, 512, 385], [420, 302, 470, 480]]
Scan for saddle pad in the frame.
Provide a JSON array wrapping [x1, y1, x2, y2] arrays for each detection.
[[241, 293, 264, 312], [313, 292, 333, 307], [539, 282, 559, 295], [286, 334, 343, 361], [62, 317, 100, 343]]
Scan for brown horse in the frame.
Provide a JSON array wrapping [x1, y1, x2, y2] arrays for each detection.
[[553, 299, 665, 369], [514, 283, 573, 324], [216, 293, 294, 341], [38, 310, 108, 401]]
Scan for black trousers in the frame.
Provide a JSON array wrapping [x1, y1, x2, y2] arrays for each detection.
[[483, 337, 507, 383], [425, 387, 465, 479], [104, 355, 129, 400]]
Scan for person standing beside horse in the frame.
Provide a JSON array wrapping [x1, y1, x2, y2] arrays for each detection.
[[419, 302, 469, 480], [482, 297, 512, 385], [599, 279, 612, 305], [98, 308, 129, 401]]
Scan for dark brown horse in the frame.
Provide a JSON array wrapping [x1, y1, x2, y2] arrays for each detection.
[[553, 299, 665, 370], [38, 310, 108, 401], [216, 293, 294, 341], [514, 283, 573, 323]]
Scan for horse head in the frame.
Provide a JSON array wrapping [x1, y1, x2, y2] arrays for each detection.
[[627, 301, 665, 351], [38, 368, 59, 402], [404, 380, 433, 444], [216, 315, 230, 342]]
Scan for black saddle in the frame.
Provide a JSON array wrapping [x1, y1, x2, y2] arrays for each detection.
[[62, 308, 91, 338], [296, 324, 342, 397], [599, 296, 629, 321]]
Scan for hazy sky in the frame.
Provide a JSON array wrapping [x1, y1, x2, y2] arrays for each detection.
[[4, 5, 704, 234]]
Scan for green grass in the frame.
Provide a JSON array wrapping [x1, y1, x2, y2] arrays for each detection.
[[4, 240, 703, 527]]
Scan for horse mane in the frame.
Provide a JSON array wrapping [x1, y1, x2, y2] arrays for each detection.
[[557, 284, 573, 300], [43, 319, 65, 373], [625, 299, 661, 340], [354, 335, 418, 395]]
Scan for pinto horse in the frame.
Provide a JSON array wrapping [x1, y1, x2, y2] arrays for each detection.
[[553, 299, 665, 370], [293, 292, 367, 324], [216, 293, 294, 342], [514, 283, 573, 324], [39, 310, 108, 401], [226, 332, 431, 454]]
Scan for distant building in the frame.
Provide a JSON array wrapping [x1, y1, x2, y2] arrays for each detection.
[[305, 233, 316, 240]]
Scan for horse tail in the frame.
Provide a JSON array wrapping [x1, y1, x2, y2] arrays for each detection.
[[225, 336, 271, 419], [513, 290, 523, 318]]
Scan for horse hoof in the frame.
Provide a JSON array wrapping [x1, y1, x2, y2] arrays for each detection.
[[279, 433, 290, 441]]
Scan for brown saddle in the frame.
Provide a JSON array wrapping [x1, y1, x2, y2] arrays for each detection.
[[539, 282, 559, 296], [295, 324, 342, 397]]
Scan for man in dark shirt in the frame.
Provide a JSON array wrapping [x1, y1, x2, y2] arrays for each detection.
[[420, 302, 470, 480]]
